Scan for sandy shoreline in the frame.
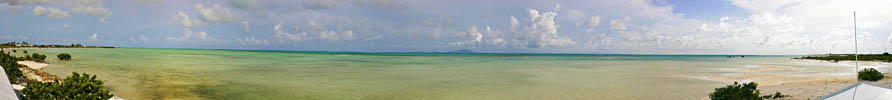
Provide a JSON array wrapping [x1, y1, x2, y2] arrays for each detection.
[[16, 61, 47, 69], [13, 60, 125, 100], [750, 75, 892, 100]]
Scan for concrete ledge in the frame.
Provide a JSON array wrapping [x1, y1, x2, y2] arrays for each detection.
[[0, 66, 19, 100]]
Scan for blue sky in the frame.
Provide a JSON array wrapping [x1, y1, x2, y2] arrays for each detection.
[[2, 0, 892, 55]]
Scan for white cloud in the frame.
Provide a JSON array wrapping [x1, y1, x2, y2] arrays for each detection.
[[174, 12, 206, 27], [272, 22, 306, 43], [237, 36, 270, 45], [69, 0, 112, 17], [62, 24, 71, 29], [576, 15, 601, 27], [33, 6, 69, 19], [455, 24, 483, 42], [241, 21, 250, 32], [195, 3, 239, 22], [887, 32, 892, 45], [451, 7, 575, 48], [609, 17, 631, 30], [88, 33, 98, 42], [509, 15, 519, 30], [524, 9, 575, 47], [165, 28, 227, 45]]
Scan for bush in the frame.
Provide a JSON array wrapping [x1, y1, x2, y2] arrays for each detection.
[[57, 53, 71, 60], [709, 82, 784, 100], [710, 82, 763, 100], [23, 72, 114, 100], [0, 52, 22, 84], [858, 68, 884, 81], [24, 53, 46, 62]]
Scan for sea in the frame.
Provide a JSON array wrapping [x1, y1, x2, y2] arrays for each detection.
[[12, 48, 875, 100]]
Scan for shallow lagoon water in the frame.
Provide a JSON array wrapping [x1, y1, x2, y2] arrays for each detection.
[[14, 48, 866, 100]]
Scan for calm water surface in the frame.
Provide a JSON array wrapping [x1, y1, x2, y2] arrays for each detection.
[[14, 48, 868, 100]]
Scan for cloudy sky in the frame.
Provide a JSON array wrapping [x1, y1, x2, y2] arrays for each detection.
[[2, 0, 892, 55]]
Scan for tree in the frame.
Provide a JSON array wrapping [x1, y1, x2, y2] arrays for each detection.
[[57, 53, 72, 60], [858, 68, 884, 81], [884, 52, 890, 56], [23, 72, 114, 100]]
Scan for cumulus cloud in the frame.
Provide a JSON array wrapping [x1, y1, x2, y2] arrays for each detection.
[[174, 12, 206, 27], [887, 32, 892, 45], [576, 16, 602, 27], [88, 33, 99, 42], [195, 4, 239, 22], [509, 15, 519, 30], [454, 25, 483, 42], [165, 28, 227, 45], [237, 36, 270, 45], [272, 22, 306, 42], [451, 7, 575, 48], [609, 17, 631, 30], [33, 6, 69, 19], [523, 9, 575, 47]]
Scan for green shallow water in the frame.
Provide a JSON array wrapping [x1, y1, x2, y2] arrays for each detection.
[[10, 48, 861, 100]]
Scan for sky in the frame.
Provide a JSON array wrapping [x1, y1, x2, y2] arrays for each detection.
[[1, 0, 892, 55]]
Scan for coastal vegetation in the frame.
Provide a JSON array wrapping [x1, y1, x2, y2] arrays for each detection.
[[858, 68, 884, 81], [19, 53, 47, 62], [1, 42, 114, 48], [709, 82, 784, 100], [795, 53, 892, 62], [23, 72, 114, 100], [0, 50, 23, 84], [57, 53, 72, 60]]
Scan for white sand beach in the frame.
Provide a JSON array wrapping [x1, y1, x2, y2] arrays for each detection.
[[17, 61, 48, 69]]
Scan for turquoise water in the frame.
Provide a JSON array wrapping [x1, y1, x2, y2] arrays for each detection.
[[12, 48, 861, 100]]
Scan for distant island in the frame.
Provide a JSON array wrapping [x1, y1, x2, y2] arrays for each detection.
[[795, 52, 892, 62], [0, 42, 114, 48]]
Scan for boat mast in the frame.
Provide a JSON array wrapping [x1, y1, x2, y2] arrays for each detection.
[[851, 11, 859, 100]]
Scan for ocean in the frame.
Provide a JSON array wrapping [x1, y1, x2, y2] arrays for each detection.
[[14, 48, 868, 100]]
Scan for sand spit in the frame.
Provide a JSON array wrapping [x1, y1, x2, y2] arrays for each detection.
[[16, 61, 47, 69]]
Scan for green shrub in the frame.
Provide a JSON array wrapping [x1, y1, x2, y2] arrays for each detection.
[[25, 53, 46, 62], [710, 82, 763, 100], [709, 82, 784, 100], [0, 52, 22, 84], [57, 53, 71, 60], [23, 72, 114, 100], [858, 68, 884, 81]]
